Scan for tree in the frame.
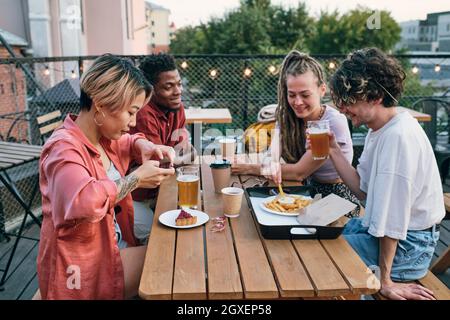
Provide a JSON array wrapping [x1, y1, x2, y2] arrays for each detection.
[[170, 1, 314, 54], [169, 26, 205, 54], [307, 7, 401, 54]]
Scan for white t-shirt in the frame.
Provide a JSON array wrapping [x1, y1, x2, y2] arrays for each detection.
[[357, 110, 445, 240]]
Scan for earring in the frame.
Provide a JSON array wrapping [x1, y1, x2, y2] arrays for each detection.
[[93, 110, 106, 126]]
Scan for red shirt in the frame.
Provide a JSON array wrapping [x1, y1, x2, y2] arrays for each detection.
[[130, 101, 188, 201], [38, 114, 144, 299]]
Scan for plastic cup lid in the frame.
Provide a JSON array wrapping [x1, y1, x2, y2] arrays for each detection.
[[210, 159, 231, 169]]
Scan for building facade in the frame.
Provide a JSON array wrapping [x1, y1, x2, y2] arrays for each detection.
[[0, 29, 28, 142], [145, 1, 171, 53], [398, 11, 450, 52]]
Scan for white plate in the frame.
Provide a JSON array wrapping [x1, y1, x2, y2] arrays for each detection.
[[158, 209, 209, 229], [260, 195, 313, 216]]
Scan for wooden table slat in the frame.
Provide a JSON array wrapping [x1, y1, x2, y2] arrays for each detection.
[[0, 152, 38, 161], [0, 157, 26, 164], [0, 148, 41, 157], [236, 170, 315, 298], [172, 172, 207, 300], [185, 108, 232, 124], [292, 240, 351, 297], [139, 177, 177, 300], [321, 236, 380, 295], [230, 174, 279, 299], [263, 239, 316, 297], [201, 160, 243, 299], [0, 141, 43, 151]]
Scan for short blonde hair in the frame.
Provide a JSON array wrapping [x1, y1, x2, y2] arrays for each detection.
[[80, 54, 152, 112]]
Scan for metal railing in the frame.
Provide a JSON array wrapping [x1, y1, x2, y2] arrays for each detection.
[[0, 53, 449, 226]]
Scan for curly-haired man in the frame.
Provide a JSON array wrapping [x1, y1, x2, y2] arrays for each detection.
[[328, 48, 444, 300]]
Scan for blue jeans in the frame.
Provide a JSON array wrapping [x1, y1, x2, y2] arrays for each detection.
[[343, 218, 440, 281]]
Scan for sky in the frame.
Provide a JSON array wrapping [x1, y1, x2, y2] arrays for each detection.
[[152, 0, 450, 28]]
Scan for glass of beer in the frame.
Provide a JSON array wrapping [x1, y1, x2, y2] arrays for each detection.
[[176, 166, 200, 209], [307, 120, 330, 160]]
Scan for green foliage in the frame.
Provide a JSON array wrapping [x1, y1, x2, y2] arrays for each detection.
[[170, 3, 401, 55], [307, 7, 401, 54], [170, 1, 313, 54]]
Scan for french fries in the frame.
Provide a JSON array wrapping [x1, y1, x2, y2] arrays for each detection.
[[264, 196, 312, 213]]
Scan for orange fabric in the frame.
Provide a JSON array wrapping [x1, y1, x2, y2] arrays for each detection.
[[37, 114, 145, 299]]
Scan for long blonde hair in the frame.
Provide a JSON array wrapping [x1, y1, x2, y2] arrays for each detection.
[[80, 54, 152, 113], [276, 51, 325, 163]]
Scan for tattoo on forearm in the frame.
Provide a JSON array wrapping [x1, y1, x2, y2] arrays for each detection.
[[114, 173, 139, 203]]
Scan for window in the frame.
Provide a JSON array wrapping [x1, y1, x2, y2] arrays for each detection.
[[447, 24, 450, 31], [0, 84, 4, 95], [151, 20, 155, 26], [152, 44, 155, 48], [152, 32, 155, 37]]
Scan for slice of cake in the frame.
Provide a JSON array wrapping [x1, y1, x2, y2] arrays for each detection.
[[175, 209, 197, 226]]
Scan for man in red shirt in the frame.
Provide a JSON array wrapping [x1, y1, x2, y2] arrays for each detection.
[[130, 54, 195, 242]]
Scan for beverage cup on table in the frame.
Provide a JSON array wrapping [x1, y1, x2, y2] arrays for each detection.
[[307, 120, 330, 160], [176, 166, 199, 209], [210, 159, 231, 194], [218, 138, 236, 160], [221, 187, 244, 218]]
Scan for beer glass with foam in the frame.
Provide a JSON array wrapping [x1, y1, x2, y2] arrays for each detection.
[[307, 120, 330, 160], [176, 166, 199, 209]]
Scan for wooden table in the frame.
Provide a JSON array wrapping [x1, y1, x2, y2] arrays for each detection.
[[0, 141, 42, 289], [139, 156, 380, 300], [185, 108, 232, 156], [397, 106, 431, 122]]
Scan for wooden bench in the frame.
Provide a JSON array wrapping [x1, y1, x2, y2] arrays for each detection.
[[444, 193, 450, 215], [372, 271, 450, 300]]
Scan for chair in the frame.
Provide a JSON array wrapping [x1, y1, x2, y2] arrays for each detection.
[[0, 110, 61, 290], [36, 110, 62, 144]]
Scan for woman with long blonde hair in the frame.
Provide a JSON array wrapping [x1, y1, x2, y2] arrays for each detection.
[[233, 50, 360, 215]]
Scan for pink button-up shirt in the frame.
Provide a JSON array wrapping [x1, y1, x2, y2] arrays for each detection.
[[37, 114, 145, 299]]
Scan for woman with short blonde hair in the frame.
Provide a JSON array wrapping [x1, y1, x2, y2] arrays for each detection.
[[37, 54, 175, 299]]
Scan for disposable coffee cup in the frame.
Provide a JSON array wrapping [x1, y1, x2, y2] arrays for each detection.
[[219, 138, 236, 159], [221, 187, 244, 218], [210, 160, 231, 194]]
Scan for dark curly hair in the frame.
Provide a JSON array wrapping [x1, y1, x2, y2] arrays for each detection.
[[138, 53, 177, 86], [329, 48, 406, 109]]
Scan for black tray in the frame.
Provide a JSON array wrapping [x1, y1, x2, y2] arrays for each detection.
[[244, 186, 345, 240]]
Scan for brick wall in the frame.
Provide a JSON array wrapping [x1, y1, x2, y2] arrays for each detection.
[[0, 46, 29, 142]]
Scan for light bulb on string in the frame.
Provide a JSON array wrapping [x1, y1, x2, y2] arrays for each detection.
[[44, 66, 50, 76], [244, 67, 252, 77], [268, 65, 277, 75], [71, 70, 77, 79], [181, 61, 188, 69], [329, 61, 336, 69], [209, 69, 218, 78], [412, 65, 419, 74], [434, 64, 441, 72]]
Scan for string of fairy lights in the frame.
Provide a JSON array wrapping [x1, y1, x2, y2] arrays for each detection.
[[39, 58, 447, 80], [42, 64, 79, 79], [178, 59, 447, 78]]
